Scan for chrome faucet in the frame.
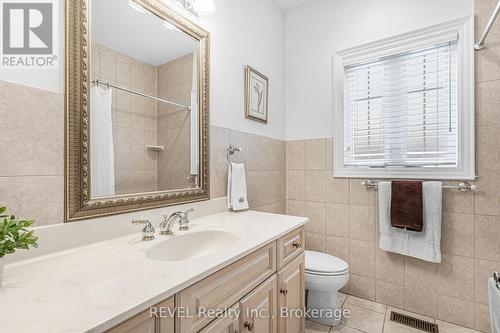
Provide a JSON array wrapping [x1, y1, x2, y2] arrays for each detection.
[[159, 208, 194, 235], [131, 219, 155, 241]]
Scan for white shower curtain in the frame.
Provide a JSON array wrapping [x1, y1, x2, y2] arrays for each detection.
[[90, 86, 115, 197], [190, 51, 199, 176]]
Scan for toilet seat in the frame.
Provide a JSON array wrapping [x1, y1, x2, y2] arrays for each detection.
[[305, 250, 349, 276]]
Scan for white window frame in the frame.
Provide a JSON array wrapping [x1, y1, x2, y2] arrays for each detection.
[[332, 17, 475, 180]]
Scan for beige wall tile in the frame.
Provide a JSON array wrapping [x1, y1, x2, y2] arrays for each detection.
[[475, 171, 500, 216], [210, 126, 230, 172], [286, 170, 305, 200], [476, 38, 500, 83], [477, 126, 500, 171], [438, 295, 475, 329], [349, 205, 376, 242], [260, 136, 284, 171], [0, 82, 64, 176], [286, 140, 305, 170], [246, 133, 261, 171], [438, 254, 475, 301], [254, 201, 285, 214], [349, 180, 374, 206], [375, 250, 405, 285], [441, 213, 475, 257], [326, 177, 349, 204], [475, 258, 500, 305], [305, 232, 326, 252], [326, 236, 350, 264], [443, 185, 474, 214], [0, 176, 63, 226], [229, 130, 247, 164], [326, 203, 349, 238], [475, 302, 491, 333], [404, 286, 438, 318], [349, 274, 376, 301], [375, 280, 404, 308], [305, 201, 327, 234], [210, 170, 227, 199], [286, 200, 305, 216], [325, 138, 333, 171], [405, 257, 438, 290], [349, 239, 376, 278], [475, 214, 500, 262], [305, 170, 327, 202], [476, 81, 500, 127], [305, 138, 326, 170]]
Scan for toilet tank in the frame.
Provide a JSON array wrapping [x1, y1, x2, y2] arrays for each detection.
[[490, 277, 500, 333]]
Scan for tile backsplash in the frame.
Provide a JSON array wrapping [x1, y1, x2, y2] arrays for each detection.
[[0, 79, 286, 226], [286, 137, 497, 332]]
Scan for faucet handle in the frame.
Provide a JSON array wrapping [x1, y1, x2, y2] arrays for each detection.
[[132, 219, 155, 241], [181, 208, 194, 217], [178, 208, 194, 231]]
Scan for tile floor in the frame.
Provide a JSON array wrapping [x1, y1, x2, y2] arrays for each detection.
[[305, 294, 484, 333]]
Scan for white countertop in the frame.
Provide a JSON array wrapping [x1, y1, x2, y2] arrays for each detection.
[[0, 211, 308, 333]]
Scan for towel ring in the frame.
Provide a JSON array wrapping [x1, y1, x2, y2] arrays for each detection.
[[227, 145, 242, 164]]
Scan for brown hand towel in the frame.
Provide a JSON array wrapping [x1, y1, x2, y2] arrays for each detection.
[[390, 180, 423, 232]]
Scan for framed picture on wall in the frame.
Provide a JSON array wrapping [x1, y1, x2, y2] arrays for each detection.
[[245, 66, 269, 123]]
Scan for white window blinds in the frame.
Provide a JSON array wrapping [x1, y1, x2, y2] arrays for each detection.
[[343, 39, 458, 169]]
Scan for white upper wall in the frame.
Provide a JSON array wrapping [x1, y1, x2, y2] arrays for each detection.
[[285, 0, 474, 140], [2, 0, 287, 140], [199, 0, 286, 140]]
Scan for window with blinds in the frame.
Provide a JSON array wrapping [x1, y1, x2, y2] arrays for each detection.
[[343, 39, 458, 169]]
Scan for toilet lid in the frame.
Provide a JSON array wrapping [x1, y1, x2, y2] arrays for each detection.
[[305, 250, 349, 274]]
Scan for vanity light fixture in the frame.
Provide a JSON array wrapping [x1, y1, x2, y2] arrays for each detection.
[[183, 0, 215, 15]]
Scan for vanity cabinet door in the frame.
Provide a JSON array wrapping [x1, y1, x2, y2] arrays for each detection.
[[277, 253, 305, 333], [198, 304, 240, 333], [106, 297, 174, 333], [239, 274, 277, 333]]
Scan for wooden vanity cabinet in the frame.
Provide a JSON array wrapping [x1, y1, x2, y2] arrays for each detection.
[[198, 305, 240, 333], [239, 275, 277, 333], [106, 226, 305, 333], [277, 253, 305, 333], [106, 297, 174, 333]]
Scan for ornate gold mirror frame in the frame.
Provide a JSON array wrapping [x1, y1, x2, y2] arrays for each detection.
[[65, 0, 210, 221]]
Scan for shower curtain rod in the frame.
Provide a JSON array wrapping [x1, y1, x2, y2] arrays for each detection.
[[92, 79, 191, 110], [475, 0, 500, 50]]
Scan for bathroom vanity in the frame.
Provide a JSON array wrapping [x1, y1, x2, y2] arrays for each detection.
[[0, 211, 307, 333], [110, 226, 304, 333]]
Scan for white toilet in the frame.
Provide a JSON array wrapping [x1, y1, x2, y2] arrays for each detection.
[[305, 250, 349, 326]]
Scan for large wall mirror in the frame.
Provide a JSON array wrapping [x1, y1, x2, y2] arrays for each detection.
[[65, 0, 209, 221]]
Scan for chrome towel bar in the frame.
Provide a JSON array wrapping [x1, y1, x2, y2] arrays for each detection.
[[361, 179, 476, 192]]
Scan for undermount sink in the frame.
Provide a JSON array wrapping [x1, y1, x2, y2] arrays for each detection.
[[146, 230, 238, 262]]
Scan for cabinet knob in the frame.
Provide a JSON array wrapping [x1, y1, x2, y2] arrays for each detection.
[[280, 288, 288, 296], [292, 242, 301, 248], [244, 321, 254, 331]]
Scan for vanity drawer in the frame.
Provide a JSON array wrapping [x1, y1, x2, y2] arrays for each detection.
[[277, 227, 305, 269], [176, 242, 276, 333]]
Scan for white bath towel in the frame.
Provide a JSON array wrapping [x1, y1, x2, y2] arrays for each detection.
[[378, 181, 442, 263], [227, 163, 249, 211]]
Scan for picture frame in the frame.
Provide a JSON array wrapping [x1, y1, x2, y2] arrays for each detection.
[[244, 66, 269, 124]]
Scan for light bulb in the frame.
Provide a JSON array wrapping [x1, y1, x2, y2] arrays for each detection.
[[193, 0, 215, 15]]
